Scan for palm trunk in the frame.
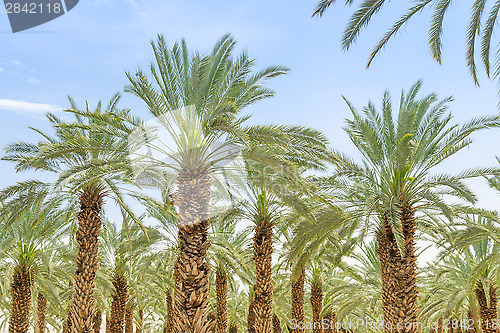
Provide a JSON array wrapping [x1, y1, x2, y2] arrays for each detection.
[[273, 315, 281, 333], [252, 215, 274, 333], [229, 323, 238, 333], [93, 308, 103, 333], [136, 309, 143, 333], [109, 273, 128, 333], [216, 270, 228, 333], [322, 312, 337, 333], [310, 279, 323, 333], [106, 316, 111, 333], [475, 281, 499, 333], [468, 311, 479, 333], [36, 292, 47, 333], [125, 307, 133, 333], [164, 290, 174, 333], [69, 186, 105, 333], [9, 264, 32, 333], [248, 299, 256, 333], [290, 268, 305, 333], [173, 172, 211, 333], [376, 205, 419, 333]]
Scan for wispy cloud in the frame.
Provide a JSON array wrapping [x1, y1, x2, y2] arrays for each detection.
[[27, 78, 39, 84], [0, 68, 4, 72], [12, 60, 22, 66], [0, 99, 61, 115]]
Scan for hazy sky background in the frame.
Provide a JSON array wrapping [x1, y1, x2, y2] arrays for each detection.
[[1, 1, 500, 258]]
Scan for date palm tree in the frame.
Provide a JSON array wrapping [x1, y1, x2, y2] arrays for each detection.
[[425, 215, 500, 333], [295, 82, 500, 333], [2, 95, 143, 333], [208, 213, 252, 333], [0, 194, 69, 333], [99, 219, 162, 333], [312, 0, 500, 87], [123, 33, 330, 333]]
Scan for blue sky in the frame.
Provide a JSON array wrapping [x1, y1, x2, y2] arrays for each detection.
[[1, 0, 500, 215]]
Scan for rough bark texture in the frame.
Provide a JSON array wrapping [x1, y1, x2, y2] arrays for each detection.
[[173, 172, 211, 333], [322, 312, 337, 333], [229, 323, 238, 333], [216, 270, 228, 333], [207, 313, 216, 333], [310, 280, 323, 333], [475, 281, 499, 333], [8, 264, 32, 333], [468, 311, 477, 333], [290, 269, 305, 333], [124, 308, 133, 333], [63, 290, 73, 333], [36, 292, 47, 333], [376, 205, 419, 333], [69, 186, 105, 333], [106, 316, 111, 333], [109, 273, 128, 333], [273, 315, 281, 333], [136, 309, 143, 333], [252, 214, 274, 333], [248, 299, 256, 333], [164, 291, 174, 333], [437, 317, 443, 333], [93, 308, 102, 333]]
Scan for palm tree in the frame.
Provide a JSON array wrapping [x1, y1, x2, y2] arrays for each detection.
[[312, 0, 500, 87], [309, 270, 324, 333], [295, 82, 500, 333], [290, 268, 305, 333], [99, 220, 162, 333], [208, 212, 252, 333], [0, 196, 69, 333], [323, 241, 383, 330], [422, 215, 500, 333], [124, 33, 330, 333], [2, 95, 142, 333]]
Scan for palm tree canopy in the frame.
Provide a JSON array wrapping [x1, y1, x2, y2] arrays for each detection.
[[296, 81, 500, 256], [312, 0, 500, 85]]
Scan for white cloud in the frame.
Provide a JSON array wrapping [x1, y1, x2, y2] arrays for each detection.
[[12, 60, 22, 66], [0, 68, 4, 72], [0, 99, 61, 115], [27, 78, 39, 84]]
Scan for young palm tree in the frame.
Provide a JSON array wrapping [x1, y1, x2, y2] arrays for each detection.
[[208, 213, 252, 333], [295, 82, 500, 333], [2, 95, 142, 333], [99, 220, 162, 333], [312, 0, 500, 87], [421, 215, 500, 333], [0, 196, 69, 333]]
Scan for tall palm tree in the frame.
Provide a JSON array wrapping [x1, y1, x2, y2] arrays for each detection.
[[2, 95, 142, 333], [295, 82, 500, 333], [312, 0, 500, 87], [124, 34, 330, 333]]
